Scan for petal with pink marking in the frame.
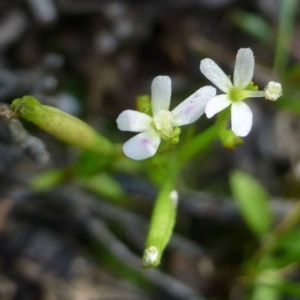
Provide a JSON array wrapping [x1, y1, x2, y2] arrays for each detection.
[[172, 86, 216, 126], [123, 130, 161, 160]]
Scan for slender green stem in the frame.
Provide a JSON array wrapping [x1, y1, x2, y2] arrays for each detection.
[[245, 91, 265, 98], [178, 108, 230, 163], [177, 124, 219, 163]]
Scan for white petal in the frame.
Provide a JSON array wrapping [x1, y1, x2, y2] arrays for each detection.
[[205, 94, 231, 118], [117, 110, 153, 132], [231, 102, 253, 137], [200, 59, 233, 93], [233, 48, 254, 89], [123, 130, 161, 160], [172, 86, 216, 126], [151, 76, 172, 116]]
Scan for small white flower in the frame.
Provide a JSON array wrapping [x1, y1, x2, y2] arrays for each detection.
[[117, 76, 216, 160], [264, 81, 282, 101], [142, 246, 158, 267], [200, 48, 282, 137]]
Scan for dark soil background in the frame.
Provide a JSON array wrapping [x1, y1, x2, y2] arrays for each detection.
[[0, 1, 298, 299]]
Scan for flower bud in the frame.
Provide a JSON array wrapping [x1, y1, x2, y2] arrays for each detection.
[[264, 81, 282, 101], [11, 96, 115, 156]]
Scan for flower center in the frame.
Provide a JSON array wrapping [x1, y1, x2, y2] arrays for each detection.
[[153, 110, 179, 142], [153, 109, 174, 134], [228, 86, 247, 102]]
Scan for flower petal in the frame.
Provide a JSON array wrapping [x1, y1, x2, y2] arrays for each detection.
[[151, 76, 172, 116], [172, 86, 216, 126], [200, 59, 233, 93], [231, 102, 253, 137], [233, 48, 254, 89], [205, 94, 231, 118], [117, 110, 153, 132], [123, 130, 161, 160]]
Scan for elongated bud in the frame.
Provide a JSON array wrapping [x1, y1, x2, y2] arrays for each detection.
[[142, 180, 178, 268], [11, 96, 115, 156]]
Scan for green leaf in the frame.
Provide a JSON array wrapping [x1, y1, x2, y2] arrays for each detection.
[[275, 280, 300, 298], [252, 270, 282, 300], [259, 229, 300, 270], [231, 10, 273, 44], [254, 273, 300, 299], [31, 169, 64, 191], [230, 170, 273, 237]]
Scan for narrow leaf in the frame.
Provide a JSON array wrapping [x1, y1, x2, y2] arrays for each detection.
[[230, 170, 273, 237]]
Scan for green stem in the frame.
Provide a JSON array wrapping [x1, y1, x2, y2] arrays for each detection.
[[178, 124, 219, 163], [178, 108, 231, 163]]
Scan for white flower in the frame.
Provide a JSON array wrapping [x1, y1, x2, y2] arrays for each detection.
[[117, 76, 216, 160], [142, 246, 158, 268], [264, 81, 282, 101], [200, 48, 282, 137]]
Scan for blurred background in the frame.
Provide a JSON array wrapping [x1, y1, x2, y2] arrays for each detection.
[[0, 0, 298, 299]]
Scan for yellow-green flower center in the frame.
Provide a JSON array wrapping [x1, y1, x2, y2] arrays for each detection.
[[153, 110, 180, 143], [228, 86, 247, 102]]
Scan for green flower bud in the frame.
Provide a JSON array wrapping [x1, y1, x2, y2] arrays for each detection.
[[142, 179, 178, 268], [170, 136, 179, 144], [11, 96, 115, 156]]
